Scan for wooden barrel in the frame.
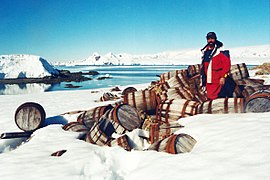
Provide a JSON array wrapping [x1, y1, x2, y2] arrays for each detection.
[[235, 78, 265, 87], [242, 85, 270, 98], [158, 87, 194, 102], [62, 122, 89, 132], [186, 74, 208, 103], [147, 134, 197, 154], [14, 102, 46, 132], [85, 116, 115, 146], [77, 104, 113, 129], [149, 122, 184, 144], [229, 63, 249, 80], [160, 69, 187, 83], [187, 64, 201, 77], [121, 87, 137, 96], [123, 89, 157, 114], [108, 134, 132, 151], [161, 71, 190, 91], [245, 91, 270, 113], [106, 104, 141, 134], [156, 99, 199, 123], [198, 98, 245, 114], [99, 92, 120, 102], [51, 150, 67, 157]]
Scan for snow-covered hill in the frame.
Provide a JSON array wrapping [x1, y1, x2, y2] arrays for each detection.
[[0, 54, 59, 79], [54, 44, 270, 66]]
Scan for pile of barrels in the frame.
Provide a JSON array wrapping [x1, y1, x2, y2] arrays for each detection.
[[11, 63, 270, 155]]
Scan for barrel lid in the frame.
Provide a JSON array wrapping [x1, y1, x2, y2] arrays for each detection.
[[114, 104, 141, 131], [14, 102, 46, 132]]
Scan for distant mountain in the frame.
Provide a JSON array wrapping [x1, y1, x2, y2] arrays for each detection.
[[0, 54, 59, 79], [53, 44, 269, 66]]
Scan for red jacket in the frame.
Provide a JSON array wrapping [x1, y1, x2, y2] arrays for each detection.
[[203, 50, 231, 84]]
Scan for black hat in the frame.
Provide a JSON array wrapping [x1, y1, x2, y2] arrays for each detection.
[[206, 32, 217, 39]]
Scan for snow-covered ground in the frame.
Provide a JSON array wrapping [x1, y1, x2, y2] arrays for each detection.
[[0, 46, 270, 179], [0, 81, 270, 180], [54, 44, 270, 66]]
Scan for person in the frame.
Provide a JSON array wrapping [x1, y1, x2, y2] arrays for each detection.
[[200, 32, 235, 100]]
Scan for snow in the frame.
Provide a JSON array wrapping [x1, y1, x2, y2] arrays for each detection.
[[0, 46, 270, 179], [0, 82, 270, 180], [0, 54, 59, 79], [54, 44, 270, 66]]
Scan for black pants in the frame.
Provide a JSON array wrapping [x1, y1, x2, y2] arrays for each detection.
[[218, 76, 236, 98]]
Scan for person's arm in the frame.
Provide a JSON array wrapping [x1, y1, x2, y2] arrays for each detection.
[[220, 54, 231, 85]]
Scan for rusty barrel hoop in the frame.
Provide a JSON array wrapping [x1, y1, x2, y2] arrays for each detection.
[[14, 102, 46, 132]]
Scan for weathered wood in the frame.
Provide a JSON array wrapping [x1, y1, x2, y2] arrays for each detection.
[[14, 102, 46, 132], [107, 104, 141, 134], [51, 150, 67, 157], [198, 98, 245, 114], [235, 78, 265, 87], [99, 92, 120, 102], [108, 134, 132, 151], [123, 89, 157, 114], [229, 63, 249, 80], [156, 99, 200, 123], [147, 134, 197, 154], [161, 70, 190, 91], [85, 117, 115, 146], [0, 132, 32, 139], [245, 91, 270, 113], [242, 85, 270, 98], [62, 122, 89, 132], [121, 87, 137, 96], [187, 64, 201, 77], [149, 122, 184, 144], [160, 69, 188, 83], [77, 104, 113, 129], [158, 87, 194, 102]]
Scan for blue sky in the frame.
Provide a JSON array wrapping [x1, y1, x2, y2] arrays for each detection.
[[1, 0, 269, 61]]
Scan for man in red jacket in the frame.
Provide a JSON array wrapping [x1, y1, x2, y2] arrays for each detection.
[[201, 32, 234, 100]]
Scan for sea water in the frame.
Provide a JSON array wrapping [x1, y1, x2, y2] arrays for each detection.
[[0, 65, 188, 95]]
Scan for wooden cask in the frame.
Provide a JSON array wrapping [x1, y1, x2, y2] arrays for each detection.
[[198, 98, 245, 114], [121, 87, 137, 96], [158, 87, 194, 102], [229, 63, 249, 80], [15, 102, 46, 132], [242, 85, 270, 98], [85, 117, 115, 146], [77, 104, 113, 129], [149, 122, 184, 144], [161, 71, 190, 91], [147, 134, 197, 154], [123, 89, 157, 114], [245, 91, 270, 113], [187, 64, 201, 77], [106, 104, 141, 134], [99, 92, 120, 102], [160, 69, 187, 83], [62, 122, 89, 132], [235, 78, 265, 87], [156, 99, 199, 123], [51, 150, 67, 157], [108, 134, 132, 151]]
